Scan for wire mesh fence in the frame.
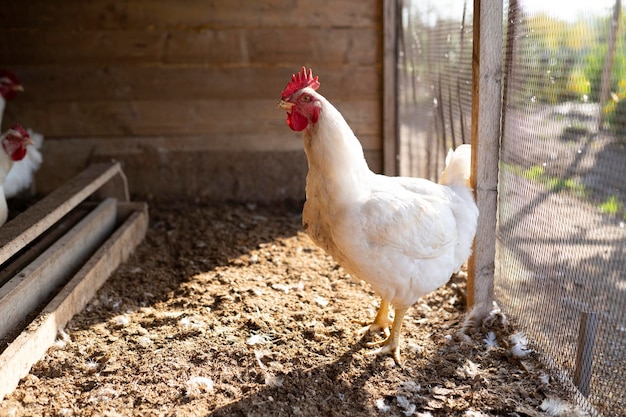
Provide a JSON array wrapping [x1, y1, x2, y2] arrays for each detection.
[[397, 0, 473, 180], [398, 1, 625, 415], [498, 1, 625, 415]]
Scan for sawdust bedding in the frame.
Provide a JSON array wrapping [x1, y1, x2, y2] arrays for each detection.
[[0, 199, 585, 417]]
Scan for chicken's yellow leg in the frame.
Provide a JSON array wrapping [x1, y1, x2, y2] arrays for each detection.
[[366, 306, 409, 365], [355, 299, 391, 337]]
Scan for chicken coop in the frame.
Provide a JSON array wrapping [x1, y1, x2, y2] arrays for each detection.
[[0, 1, 624, 416]]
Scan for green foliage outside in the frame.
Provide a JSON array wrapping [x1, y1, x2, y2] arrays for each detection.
[[512, 11, 626, 111], [501, 162, 626, 220]]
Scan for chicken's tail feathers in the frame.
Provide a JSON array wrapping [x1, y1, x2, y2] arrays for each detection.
[[439, 144, 472, 188]]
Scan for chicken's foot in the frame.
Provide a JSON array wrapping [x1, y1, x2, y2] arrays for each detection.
[[354, 299, 392, 338], [366, 306, 409, 365]]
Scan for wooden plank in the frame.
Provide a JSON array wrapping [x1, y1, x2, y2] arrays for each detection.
[[0, 30, 164, 66], [0, 0, 379, 31], [0, 198, 118, 342], [0, 207, 90, 287], [5, 99, 381, 138], [116, 201, 150, 221], [0, 205, 148, 402], [35, 137, 382, 198], [164, 28, 380, 67], [38, 134, 380, 156], [574, 311, 599, 397], [467, 0, 502, 316], [0, 28, 379, 67], [382, 0, 398, 176], [95, 168, 130, 203], [5, 66, 380, 102], [597, 0, 621, 130], [0, 162, 128, 265]]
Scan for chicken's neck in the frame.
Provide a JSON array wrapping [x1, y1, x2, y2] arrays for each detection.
[[303, 98, 373, 205]]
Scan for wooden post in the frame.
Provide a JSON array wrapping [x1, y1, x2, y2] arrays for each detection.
[[383, 0, 398, 176], [598, 0, 621, 130], [574, 311, 599, 397], [467, 0, 502, 316]]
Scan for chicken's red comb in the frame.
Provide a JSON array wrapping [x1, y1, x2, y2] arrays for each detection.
[[281, 67, 320, 99], [0, 70, 20, 85], [7, 124, 29, 140]]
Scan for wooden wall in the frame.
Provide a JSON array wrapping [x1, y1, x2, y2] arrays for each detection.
[[0, 0, 383, 201]]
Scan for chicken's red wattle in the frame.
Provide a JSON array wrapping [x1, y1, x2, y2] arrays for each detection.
[[11, 147, 27, 161], [287, 111, 309, 132]]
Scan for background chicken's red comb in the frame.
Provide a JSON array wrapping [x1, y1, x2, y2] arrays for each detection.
[[7, 124, 28, 139], [0, 69, 20, 84], [282, 67, 320, 99]]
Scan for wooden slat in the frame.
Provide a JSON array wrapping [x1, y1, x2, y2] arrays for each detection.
[[597, 0, 621, 130], [0, 198, 118, 342], [0, 204, 148, 402], [36, 134, 381, 155], [5, 66, 380, 102], [467, 0, 502, 316], [35, 137, 382, 198], [5, 99, 380, 138], [0, 207, 90, 287], [0, 28, 379, 67], [0, 30, 164, 66], [116, 201, 149, 221], [164, 28, 380, 66], [382, 0, 398, 176], [574, 311, 599, 397], [0, 162, 128, 265], [0, 0, 379, 31]]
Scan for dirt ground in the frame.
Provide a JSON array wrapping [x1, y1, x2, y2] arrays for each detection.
[[0, 199, 585, 417]]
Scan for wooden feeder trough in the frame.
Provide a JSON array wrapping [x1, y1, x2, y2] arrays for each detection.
[[0, 162, 148, 401]]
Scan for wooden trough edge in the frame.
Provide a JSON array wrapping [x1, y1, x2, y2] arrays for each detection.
[[0, 198, 119, 342], [0, 202, 148, 402], [0, 161, 129, 265]]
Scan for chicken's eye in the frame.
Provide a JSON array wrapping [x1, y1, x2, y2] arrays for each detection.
[[301, 95, 311, 102]]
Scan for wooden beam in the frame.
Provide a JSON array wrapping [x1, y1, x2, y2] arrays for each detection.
[[598, 0, 621, 130], [6, 99, 380, 138], [0, 203, 148, 402], [0, 162, 128, 265], [0, 0, 380, 31], [0, 207, 90, 288], [0, 28, 380, 67], [574, 311, 599, 397], [7, 66, 380, 102], [95, 167, 130, 202], [0, 198, 118, 342], [383, 0, 398, 176], [467, 0, 502, 316]]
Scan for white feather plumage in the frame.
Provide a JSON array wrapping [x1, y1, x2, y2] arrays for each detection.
[[510, 331, 532, 357], [283, 77, 478, 362], [301, 91, 478, 308], [4, 128, 43, 198]]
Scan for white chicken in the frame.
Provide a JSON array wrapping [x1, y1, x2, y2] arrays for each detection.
[[278, 67, 479, 363], [1, 125, 33, 226], [0, 70, 44, 197]]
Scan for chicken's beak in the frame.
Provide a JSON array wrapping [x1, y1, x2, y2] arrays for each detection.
[[14, 85, 24, 92], [277, 100, 295, 111]]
